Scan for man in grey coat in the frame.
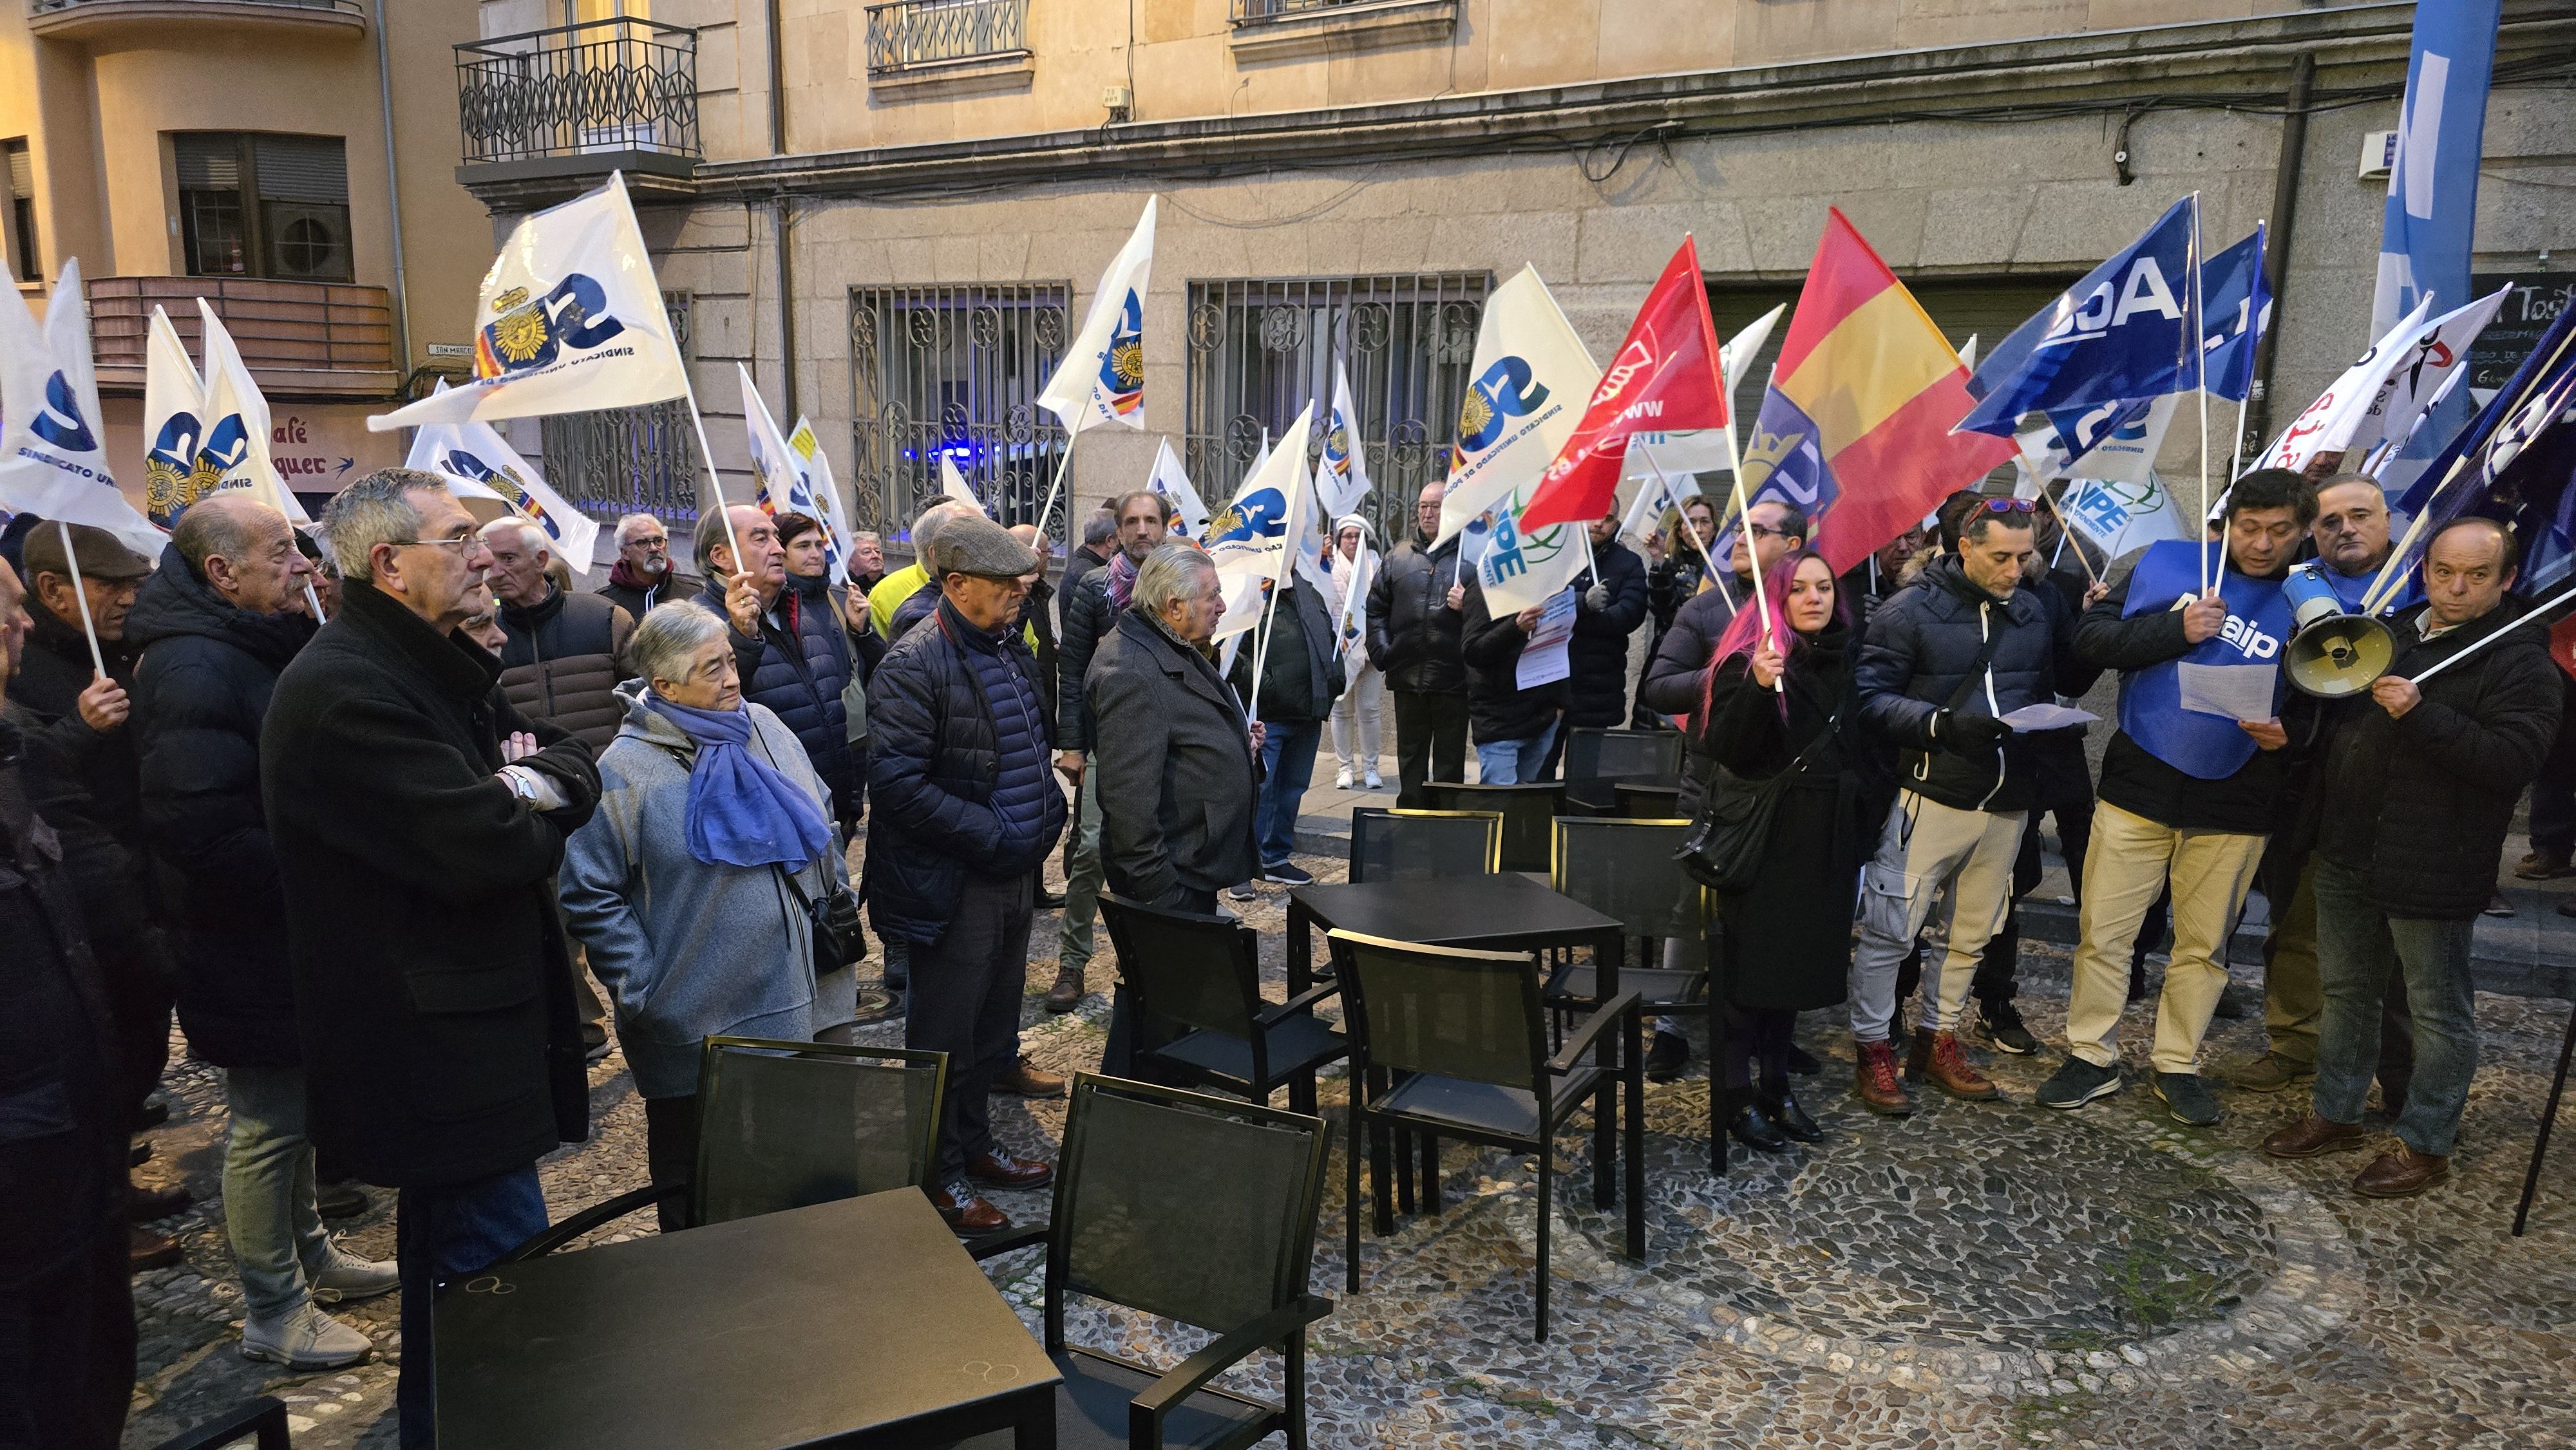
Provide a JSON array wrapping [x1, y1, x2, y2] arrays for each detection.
[[1086, 541, 1263, 1077]]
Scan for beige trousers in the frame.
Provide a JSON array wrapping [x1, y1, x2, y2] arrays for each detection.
[[2066, 802, 2266, 1073]]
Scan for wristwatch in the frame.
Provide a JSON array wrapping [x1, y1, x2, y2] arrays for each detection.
[[502, 767, 541, 805]]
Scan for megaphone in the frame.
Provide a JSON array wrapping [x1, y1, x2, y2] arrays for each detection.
[[2282, 561, 2394, 699]]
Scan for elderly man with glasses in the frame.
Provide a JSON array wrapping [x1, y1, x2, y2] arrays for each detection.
[[862, 513, 1069, 1236], [596, 513, 699, 619], [261, 470, 602, 1449]]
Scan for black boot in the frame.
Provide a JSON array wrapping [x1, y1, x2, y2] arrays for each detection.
[[1727, 1089, 1791, 1153], [1645, 1030, 1690, 1083], [1759, 1077, 1823, 1142], [1785, 1042, 1822, 1076]]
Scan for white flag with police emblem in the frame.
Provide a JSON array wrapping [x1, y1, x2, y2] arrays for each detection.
[[0, 258, 167, 559], [1318, 359, 1372, 517], [1038, 196, 1156, 435], [1208, 402, 1314, 643], [786, 414, 855, 585], [406, 382, 601, 574], [1435, 266, 1599, 547], [194, 301, 310, 524], [368, 174, 688, 431], [1146, 437, 1209, 541]]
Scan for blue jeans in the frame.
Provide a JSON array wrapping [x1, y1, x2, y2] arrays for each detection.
[[397, 1165, 547, 1449], [1256, 718, 1323, 869], [1475, 719, 1560, 786], [2310, 856, 2479, 1156]]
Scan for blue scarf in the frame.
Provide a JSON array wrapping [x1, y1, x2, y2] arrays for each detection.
[[645, 693, 834, 871]]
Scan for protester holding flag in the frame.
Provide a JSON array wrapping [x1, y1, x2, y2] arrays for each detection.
[[1848, 501, 2065, 1115], [598, 514, 700, 620], [1368, 481, 1472, 807], [1459, 575, 1570, 785], [2264, 517, 2558, 1198], [480, 519, 638, 753], [780, 511, 880, 796], [1327, 516, 1385, 791], [1641, 499, 1807, 804], [2040, 471, 2316, 1127], [1696, 547, 1866, 1152], [0, 552, 141, 1450], [1226, 572, 1341, 892], [1642, 496, 1718, 664], [1047, 489, 1173, 1013], [1563, 510, 1651, 735]]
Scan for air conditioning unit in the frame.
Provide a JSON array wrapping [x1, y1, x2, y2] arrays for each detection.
[[265, 203, 350, 282], [2359, 129, 2398, 181]]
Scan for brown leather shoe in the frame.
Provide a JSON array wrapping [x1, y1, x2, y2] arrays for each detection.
[[129, 1227, 184, 1272], [127, 1183, 193, 1223], [1043, 966, 1085, 1014], [1924, 1031, 2002, 1101], [994, 1055, 1067, 1098], [2260, 1112, 2369, 1159], [2353, 1144, 2449, 1198], [929, 1183, 1009, 1235], [965, 1149, 1055, 1191], [1853, 1040, 1915, 1116]]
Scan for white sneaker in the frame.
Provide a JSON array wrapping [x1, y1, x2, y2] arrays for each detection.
[[310, 1244, 400, 1304], [1334, 767, 1354, 790], [241, 1302, 375, 1370], [1363, 771, 1384, 791]]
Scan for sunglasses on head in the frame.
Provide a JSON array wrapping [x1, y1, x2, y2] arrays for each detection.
[[1976, 499, 2038, 516]]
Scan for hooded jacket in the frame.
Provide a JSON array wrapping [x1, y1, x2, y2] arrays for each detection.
[[127, 545, 314, 1068], [494, 585, 637, 752], [557, 683, 841, 1098], [596, 561, 702, 622]]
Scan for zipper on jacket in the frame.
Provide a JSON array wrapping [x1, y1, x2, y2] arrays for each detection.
[[1973, 601, 2005, 812]]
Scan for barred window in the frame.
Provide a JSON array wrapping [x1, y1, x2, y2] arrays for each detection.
[[847, 283, 1070, 540], [540, 291, 699, 527]]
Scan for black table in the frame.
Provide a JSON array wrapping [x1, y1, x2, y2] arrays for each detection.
[[1288, 872, 1629, 1209], [436, 1189, 1057, 1449]]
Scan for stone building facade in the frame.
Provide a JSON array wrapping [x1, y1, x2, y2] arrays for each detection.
[[457, 0, 2576, 553]]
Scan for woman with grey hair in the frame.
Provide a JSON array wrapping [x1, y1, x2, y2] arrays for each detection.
[[557, 600, 850, 1229]]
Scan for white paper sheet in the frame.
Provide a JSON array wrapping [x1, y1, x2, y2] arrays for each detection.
[[1515, 587, 1577, 690], [2176, 662, 2280, 722], [1997, 702, 2099, 732]]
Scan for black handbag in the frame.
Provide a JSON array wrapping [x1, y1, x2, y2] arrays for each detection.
[[1675, 722, 1837, 892], [777, 865, 867, 973]]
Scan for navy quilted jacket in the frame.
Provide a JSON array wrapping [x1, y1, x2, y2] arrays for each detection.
[[701, 577, 854, 817], [862, 598, 1066, 943]]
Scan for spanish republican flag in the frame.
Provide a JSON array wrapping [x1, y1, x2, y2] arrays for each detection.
[[1743, 210, 2016, 572]]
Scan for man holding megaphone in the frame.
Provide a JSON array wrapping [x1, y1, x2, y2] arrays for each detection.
[[2039, 470, 2315, 1128]]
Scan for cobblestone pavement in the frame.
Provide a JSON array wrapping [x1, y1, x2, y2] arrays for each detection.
[[122, 847, 2576, 1448]]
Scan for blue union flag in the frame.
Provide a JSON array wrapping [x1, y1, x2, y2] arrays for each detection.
[[1959, 196, 2202, 440]]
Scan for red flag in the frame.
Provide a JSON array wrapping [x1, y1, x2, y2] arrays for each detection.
[[2550, 612, 2576, 684], [1518, 238, 1727, 530]]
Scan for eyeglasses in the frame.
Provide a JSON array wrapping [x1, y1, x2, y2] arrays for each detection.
[[1743, 523, 1797, 540], [1976, 499, 2038, 516], [394, 532, 484, 551], [627, 536, 668, 550]]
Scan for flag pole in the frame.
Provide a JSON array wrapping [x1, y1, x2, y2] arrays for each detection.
[[1032, 434, 1078, 549], [1636, 442, 1728, 592], [1716, 426, 1781, 693], [2191, 191, 2213, 598], [2410, 577, 2576, 684], [2035, 482, 2099, 585], [53, 522, 108, 677], [675, 372, 745, 571]]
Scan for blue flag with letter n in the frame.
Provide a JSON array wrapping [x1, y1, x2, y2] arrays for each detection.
[[2199, 226, 2269, 404], [1959, 196, 2202, 441]]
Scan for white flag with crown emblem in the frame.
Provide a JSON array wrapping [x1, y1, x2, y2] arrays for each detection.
[[1208, 402, 1314, 642], [406, 382, 600, 574], [368, 174, 688, 431], [786, 414, 855, 585], [0, 258, 166, 559], [1435, 266, 1599, 547], [194, 301, 309, 524], [1318, 359, 1372, 516], [1038, 197, 1155, 435], [1145, 437, 1209, 541]]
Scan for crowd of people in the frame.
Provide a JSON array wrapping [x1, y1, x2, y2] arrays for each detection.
[[0, 451, 2561, 1449]]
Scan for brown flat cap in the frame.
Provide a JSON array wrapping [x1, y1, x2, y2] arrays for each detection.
[[925, 513, 1039, 579], [23, 522, 153, 581]]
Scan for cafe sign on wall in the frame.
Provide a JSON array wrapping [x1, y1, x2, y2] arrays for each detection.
[[272, 406, 402, 496]]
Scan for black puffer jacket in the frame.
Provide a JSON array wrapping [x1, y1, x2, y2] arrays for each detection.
[[1226, 578, 1341, 724], [127, 545, 312, 1068], [2316, 601, 2562, 919], [1459, 576, 1570, 745], [2074, 557, 2300, 834], [1851, 554, 2066, 814], [14, 601, 164, 981], [1056, 563, 1120, 751], [863, 598, 1067, 944], [702, 577, 854, 820], [1365, 532, 1468, 695], [1566, 538, 1649, 729]]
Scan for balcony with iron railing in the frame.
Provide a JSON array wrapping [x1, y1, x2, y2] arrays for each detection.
[[453, 16, 698, 205], [87, 276, 397, 399], [26, 0, 365, 37], [864, 0, 1030, 84], [1227, 0, 1457, 58]]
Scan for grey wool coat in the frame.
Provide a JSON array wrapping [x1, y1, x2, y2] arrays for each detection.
[[557, 683, 851, 1098]]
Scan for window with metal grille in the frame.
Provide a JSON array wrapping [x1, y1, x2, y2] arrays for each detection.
[[5, 140, 35, 285], [1183, 273, 1488, 547], [540, 291, 698, 528], [173, 133, 353, 282], [846, 283, 1070, 541]]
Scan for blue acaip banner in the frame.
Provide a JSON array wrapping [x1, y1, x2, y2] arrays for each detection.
[[1959, 195, 2202, 439]]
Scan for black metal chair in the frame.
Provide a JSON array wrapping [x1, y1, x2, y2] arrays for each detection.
[[498, 1037, 949, 1259], [153, 1397, 292, 1450], [1419, 782, 1566, 872], [1347, 807, 1501, 883], [1329, 928, 1642, 1342], [1097, 892, 1347, 1115], [1562, 727, 1683, 783], [943, 1075, 1336, 1450], [1539, 816, 1725, 1171]]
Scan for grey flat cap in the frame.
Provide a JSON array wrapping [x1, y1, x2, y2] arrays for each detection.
[[925, 513, 1039, 579]]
